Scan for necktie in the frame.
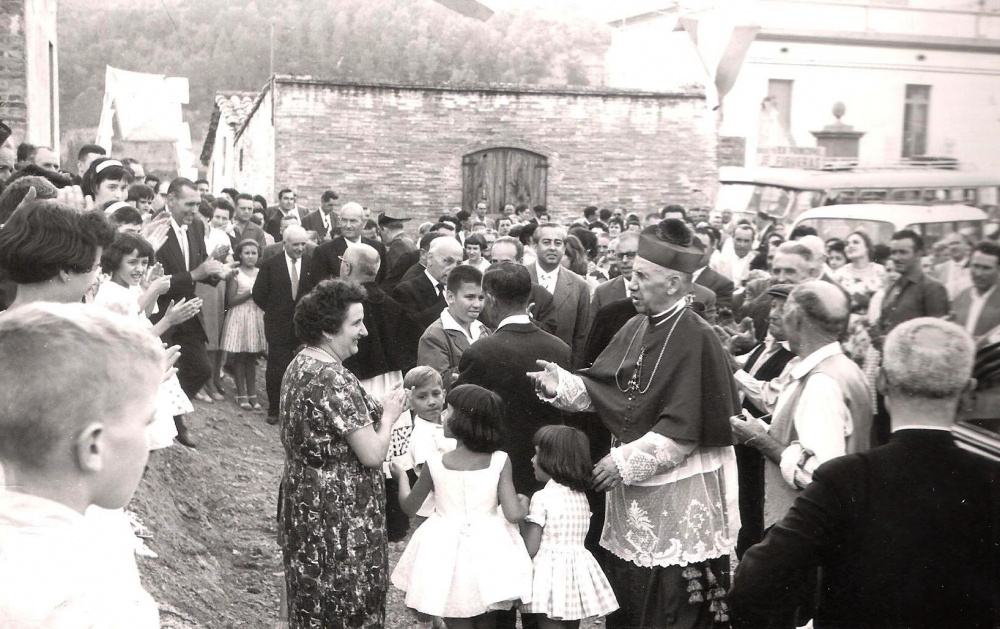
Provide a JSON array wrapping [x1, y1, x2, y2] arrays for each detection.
[[177, 226, 189, 271], [436, 283, 444, 298], [290, 259, 299, 300]]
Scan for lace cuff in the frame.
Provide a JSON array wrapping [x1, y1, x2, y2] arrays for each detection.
[[779, 442, 818, 489], [542, 366, 594, 412], [610, 432, 697, 485]]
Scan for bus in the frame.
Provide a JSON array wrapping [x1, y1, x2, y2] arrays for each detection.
[[717, 165, 1000, 225], [790, 204, 988, 249]]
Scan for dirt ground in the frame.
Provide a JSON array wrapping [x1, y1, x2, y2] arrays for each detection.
[[131, 367, 603, 628], [130, 368, 417, 629]]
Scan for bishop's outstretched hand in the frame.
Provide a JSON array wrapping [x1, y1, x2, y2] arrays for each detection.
[[527, 359, 559, 399]]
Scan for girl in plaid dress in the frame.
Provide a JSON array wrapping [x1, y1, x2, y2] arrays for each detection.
[[521, 426, 619, 627]]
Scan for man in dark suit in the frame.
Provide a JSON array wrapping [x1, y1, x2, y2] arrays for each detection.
[[391, 235, 463, 373], [252, 226, 317, 424], [730, 317, 998, 629], [592, 234, 637, 310], [382, 232, 439, 293], [312, 201, 387, 284], [300, 189, 340, 241], [483, 236, 558, 335], [152, 177, 227, 447], [694, 225, 735, 312], [455, 262, 571, 629], [525, 223, 590, 364], [379, 212, 416, 273], [263, 187, 304, 242]]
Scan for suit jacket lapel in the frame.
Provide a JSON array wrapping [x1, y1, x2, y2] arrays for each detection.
[[553, 268, 572, 309], [161, 227, 185, 271], [976, 289, 1000, 336], [613, 276, 626, 301]]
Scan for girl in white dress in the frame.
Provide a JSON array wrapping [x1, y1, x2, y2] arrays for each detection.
[[390, 384, 533, 629], [520, 426, 619, 628], [95, 232, 201, 448]]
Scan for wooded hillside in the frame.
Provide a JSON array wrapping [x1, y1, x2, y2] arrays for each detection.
[[58, 0, 611, 145]]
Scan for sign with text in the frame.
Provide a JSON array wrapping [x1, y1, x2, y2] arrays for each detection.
[[757, 146, 826, 169]]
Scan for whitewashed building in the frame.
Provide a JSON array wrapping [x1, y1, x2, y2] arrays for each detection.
[[606, 0, 1000, 172]]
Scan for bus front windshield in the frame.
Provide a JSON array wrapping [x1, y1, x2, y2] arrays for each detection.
[[716, 183, 822, 221]]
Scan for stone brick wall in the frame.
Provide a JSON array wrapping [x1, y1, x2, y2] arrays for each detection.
[[0, 0, 28, 144], [233, 77, 718, 225], [0, 0, 58, 149], [233, 90, 275, 202]]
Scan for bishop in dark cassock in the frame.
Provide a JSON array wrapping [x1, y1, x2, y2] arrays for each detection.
[[531, 219, 741, 629]]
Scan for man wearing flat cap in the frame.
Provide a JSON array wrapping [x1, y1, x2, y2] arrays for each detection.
[[530, 219, 741, 629], [378, 212, 416, 274]]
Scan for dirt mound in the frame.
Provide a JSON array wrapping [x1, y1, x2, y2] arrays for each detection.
[[131, 402, 284, 628], [128, 387, 418, 628]]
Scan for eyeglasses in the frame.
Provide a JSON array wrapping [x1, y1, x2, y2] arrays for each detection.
[[617, 251, 637, 260]]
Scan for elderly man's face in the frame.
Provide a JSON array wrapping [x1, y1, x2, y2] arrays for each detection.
[[340, 206, 364, 240], [426, 240, 463, 284], [491, 242, 519, 264], [947, 235, 969, 261], [768, 297, 788, 341], [283, 230, 308, 260], [629, 256, 682, 315], [771, 253, 812, 285]]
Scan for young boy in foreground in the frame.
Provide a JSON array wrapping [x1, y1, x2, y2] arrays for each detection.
[[0, 302, 165, 628]]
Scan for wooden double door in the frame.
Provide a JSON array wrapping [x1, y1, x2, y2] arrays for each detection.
[[462, 147, 547, 212]]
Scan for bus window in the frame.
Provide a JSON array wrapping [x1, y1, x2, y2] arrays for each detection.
[[922, 189, 939, 202], [859, 189, 888, 202], [981, 186, 999, 206], [829, 189, 856, 204], [920, 222, 953, 246], [890, 189, 921, 203]]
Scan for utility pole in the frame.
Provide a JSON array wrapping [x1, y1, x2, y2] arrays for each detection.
[[270, 22, 275, 76]]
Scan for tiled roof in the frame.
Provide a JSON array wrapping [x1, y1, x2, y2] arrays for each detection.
[[216, 92, 257, 129], [200, 91, 258, 165]]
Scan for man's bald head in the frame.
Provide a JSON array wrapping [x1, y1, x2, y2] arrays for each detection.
[[340, 243, 381, 282], [426, 236, 464, 284], [797, 235, 828, 273], [282, 225, 309, 260], [786, 280, 849, 340], [339, 202, 365, 240]]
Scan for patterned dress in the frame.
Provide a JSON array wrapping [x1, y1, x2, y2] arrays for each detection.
[[519, 480, 619, 620], [221, 268, 267, 353], [278, 354, 387, 629]]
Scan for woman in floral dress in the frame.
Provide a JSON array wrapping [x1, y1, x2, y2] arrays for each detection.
[[278, 280, 409, 629], [834, 230, 886, 363]]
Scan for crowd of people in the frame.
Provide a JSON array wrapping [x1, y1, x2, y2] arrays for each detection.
[[0, 141, 997, 629]]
